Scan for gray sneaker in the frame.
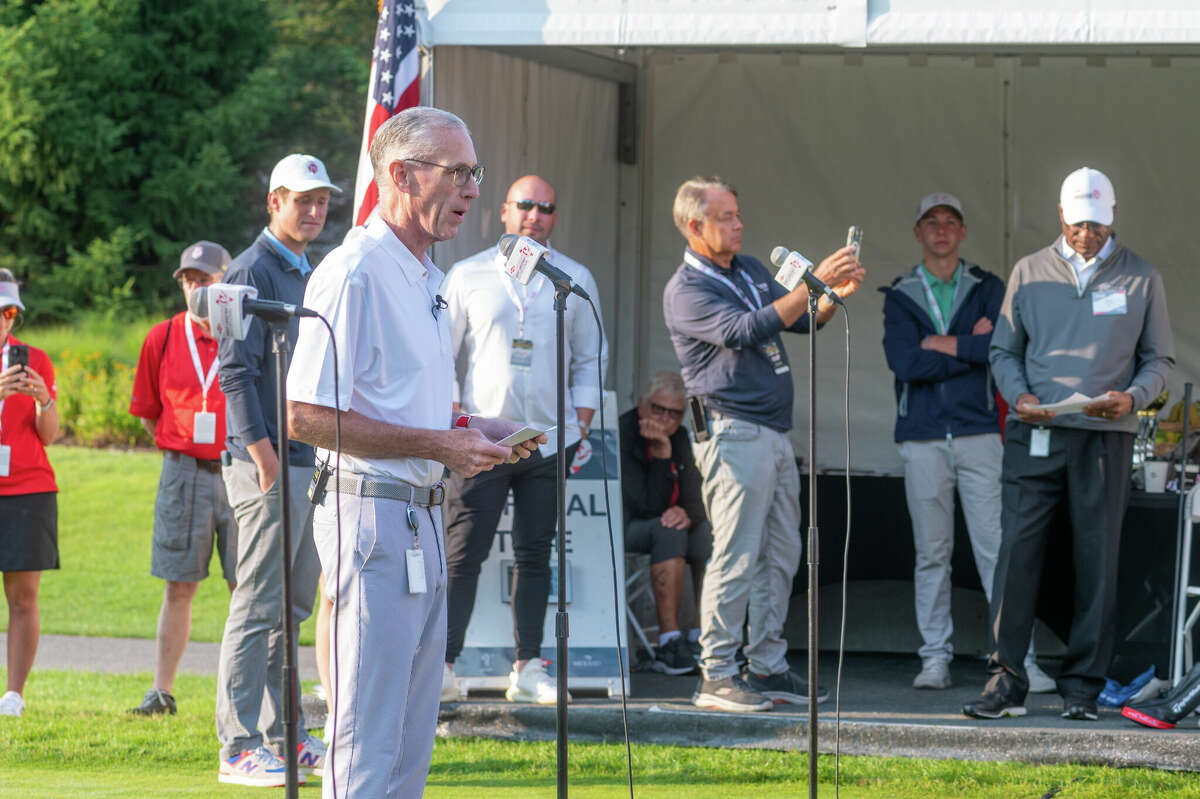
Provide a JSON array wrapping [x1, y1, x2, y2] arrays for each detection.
[[913, 658, 952, 690], [692, 675, 772, 712], [745, 668, 828, 705], [130, 688, 177, 716]]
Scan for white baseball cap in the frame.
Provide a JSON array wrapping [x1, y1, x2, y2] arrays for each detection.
[[915, 192, 964, 225], [268, 154, 343, 194], [1059, 167, 1114, 226], [0, 280, 24, 311]]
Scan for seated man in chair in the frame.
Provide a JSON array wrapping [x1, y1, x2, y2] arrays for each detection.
[[621, 371, 712, 675]]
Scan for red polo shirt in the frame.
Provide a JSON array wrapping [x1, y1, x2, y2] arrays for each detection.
[[130, 312, 226, 461], [0, 336, 58, 496]]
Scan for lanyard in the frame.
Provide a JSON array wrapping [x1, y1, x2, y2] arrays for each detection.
[[184, 317, 220, 413], [684, 252, 763, 311], [495, 253, 546, 337], [917, 264, 956, 335]]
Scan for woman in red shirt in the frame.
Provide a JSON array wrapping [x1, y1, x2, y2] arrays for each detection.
[[0, 270, 59, 717]]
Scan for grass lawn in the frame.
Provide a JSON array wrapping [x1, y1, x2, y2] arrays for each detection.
[[1, 445, 317, 645], [1, 669, 1198, 799]]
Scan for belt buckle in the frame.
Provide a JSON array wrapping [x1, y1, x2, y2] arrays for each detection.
[[429, 481, 445, 506]]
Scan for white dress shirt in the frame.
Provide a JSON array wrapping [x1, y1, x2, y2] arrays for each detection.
[[442, 244, 608, 456], [1059, 234, 1116, 294], [288, 214, 454, 487]]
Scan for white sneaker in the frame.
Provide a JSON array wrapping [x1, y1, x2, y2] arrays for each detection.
[[505, 659, 570, 705], [0, 691, 24, 717], [1130, 676, 1171, 705], [442, 663, 463, 702], [218, 745, 301, 787], [912, 658, 952, 689], [296, 733, 327, 777], [1024, 657, 1056, 694]]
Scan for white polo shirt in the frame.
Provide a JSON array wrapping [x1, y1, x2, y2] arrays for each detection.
[[441, 244, 607, 456], [287, 214, 453, 487]]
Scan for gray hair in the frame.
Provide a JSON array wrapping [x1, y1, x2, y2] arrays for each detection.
[[672, 176, 737, 238], [369, 106, 470, 186], [639, 370, 685, 404]]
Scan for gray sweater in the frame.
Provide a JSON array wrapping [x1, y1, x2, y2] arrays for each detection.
[[989, 237, 1174, 434]]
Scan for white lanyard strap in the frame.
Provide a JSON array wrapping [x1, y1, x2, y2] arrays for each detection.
[[684, 252, 763, 311], [495, 253, 546, 335], [184, 317, 220, 412], [917, 266, 952, 335]]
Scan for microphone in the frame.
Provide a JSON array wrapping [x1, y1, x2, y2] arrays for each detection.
[[770, 246, 843, 306], [188, 284, 318, 340], [497, 234, 591, 301]]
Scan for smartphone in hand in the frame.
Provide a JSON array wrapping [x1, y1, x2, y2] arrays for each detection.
[[846, 226, 864, 260], [8, 344, 29, 372]]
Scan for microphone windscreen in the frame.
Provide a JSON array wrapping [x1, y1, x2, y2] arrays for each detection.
[[769, 246, 789, 268], [187, 286, 209, 319], [497, 233, 519, 257]]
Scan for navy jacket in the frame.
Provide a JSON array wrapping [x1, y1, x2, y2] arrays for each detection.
[[880, 261, 1004, 443], [218, 232, 315, 466], [662, 249, 813, 433]]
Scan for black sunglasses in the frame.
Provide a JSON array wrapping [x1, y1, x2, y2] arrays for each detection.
[[510, 199, 556, 215]]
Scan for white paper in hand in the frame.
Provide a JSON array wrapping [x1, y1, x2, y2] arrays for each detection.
[[1029, 392, 1107, 415], [503, 236, 549, 285], [497, 425, 556, 447]]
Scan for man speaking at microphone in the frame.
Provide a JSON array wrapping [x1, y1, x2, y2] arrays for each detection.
[[215, 154, 337, 785], [438, 174, 607, 704], [662, 176, 863, 712], [288, 108, 542, 799]]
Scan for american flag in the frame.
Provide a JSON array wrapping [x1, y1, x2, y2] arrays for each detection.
[[353, 0, 420, 226]]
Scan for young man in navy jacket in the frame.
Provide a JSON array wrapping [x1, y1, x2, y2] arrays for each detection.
[[882, 193, 1048, 692]]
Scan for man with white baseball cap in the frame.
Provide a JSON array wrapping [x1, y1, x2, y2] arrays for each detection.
[[129, 240, 236, 718], [214, 153, 340, 786], [965, 167, 1175, 723]]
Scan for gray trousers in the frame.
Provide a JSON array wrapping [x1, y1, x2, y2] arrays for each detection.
[[313, 490, 446, 799], [692, 416, 801, 680], [215, 458, 319, 760], [899, 434, 1002, 662]]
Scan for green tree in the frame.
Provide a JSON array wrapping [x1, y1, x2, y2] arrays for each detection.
[[0, 0, 376, 320]]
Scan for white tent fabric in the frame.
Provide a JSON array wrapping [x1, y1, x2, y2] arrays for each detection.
[[433, 47, 1200, 474], [422, 0, 1200, 47]]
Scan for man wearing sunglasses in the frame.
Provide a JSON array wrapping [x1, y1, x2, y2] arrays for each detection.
[[620, 371, 712, 675], [965, 167, 1174, 723], [439, 174, 608, 705]]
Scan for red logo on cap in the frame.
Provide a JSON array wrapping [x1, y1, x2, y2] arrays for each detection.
[[308, 161, 318, 174]]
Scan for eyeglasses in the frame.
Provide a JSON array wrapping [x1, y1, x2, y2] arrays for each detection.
[[650, 402, 685, 420], [509, 199, 556, 215], [1, 306, 19, 321], [404, 159, 485, 187]]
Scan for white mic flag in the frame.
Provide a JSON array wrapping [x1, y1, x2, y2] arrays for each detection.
[[189, 284, 256, 340], [501, 236, 550, 285], [770, 246, 813, 292]]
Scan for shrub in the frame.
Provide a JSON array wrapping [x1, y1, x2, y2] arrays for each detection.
[[54, 350, 149, 448]]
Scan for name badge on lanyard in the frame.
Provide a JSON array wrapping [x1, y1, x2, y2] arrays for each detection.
[[0, 444, 9, 478], [763, 340, 790, 375], [185, 318, 220, 445], [498, 255, 545, 371], [511, 338, 534, 369]]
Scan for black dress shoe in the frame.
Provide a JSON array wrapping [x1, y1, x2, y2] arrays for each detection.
[[1061, 699, 1099, 721]]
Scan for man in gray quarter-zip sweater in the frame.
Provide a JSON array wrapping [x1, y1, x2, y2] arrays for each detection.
[[964, 167, 1175, 723]]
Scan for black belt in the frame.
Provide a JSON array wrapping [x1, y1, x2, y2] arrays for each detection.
[[166, 450, 222, 474]]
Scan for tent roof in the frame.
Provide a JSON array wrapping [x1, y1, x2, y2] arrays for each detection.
[[421, 0, 1200, 48]]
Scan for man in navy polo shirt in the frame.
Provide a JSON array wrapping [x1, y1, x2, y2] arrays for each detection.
[[215, 154, 338, 786], [662, 176, 864, 712]]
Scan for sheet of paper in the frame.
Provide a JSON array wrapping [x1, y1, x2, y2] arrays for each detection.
[[1029, 392, 1107, 415], [496, 425, 556, 446]]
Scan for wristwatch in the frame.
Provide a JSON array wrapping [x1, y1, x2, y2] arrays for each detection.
[[38, 396, 55, 412]]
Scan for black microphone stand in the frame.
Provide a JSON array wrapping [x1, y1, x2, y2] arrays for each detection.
[[552, 282, 571, 799], [270, 322, 301, 799], [805, 291, 820, 799]]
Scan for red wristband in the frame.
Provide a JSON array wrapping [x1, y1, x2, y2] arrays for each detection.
[[455, 414, 472, 429]]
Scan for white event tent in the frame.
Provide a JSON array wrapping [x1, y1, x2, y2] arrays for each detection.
[[419, 0, 1200, 475]]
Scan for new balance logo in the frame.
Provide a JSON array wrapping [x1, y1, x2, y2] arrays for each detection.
[[300, 751, 320, 767], [238, 758, 257, 773]]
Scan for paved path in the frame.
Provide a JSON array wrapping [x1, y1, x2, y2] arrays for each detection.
[[1, 632, 320, 682], [6, 635, 1196, 771]]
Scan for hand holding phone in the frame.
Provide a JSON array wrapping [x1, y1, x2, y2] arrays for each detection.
[[846, 226, 864, 261], [8, 344, 29, 372]]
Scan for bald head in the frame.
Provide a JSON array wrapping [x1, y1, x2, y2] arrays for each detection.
[[501, 174, 558, 245]]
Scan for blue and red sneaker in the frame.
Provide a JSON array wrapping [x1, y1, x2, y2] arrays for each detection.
[[218, 745, 297, 787]]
